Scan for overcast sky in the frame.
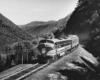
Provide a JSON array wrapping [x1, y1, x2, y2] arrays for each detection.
[[0, 0, 78, 25]]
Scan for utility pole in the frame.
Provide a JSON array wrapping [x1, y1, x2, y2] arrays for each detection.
[[26, 47, 28, 62], [26, 41, 29, 63], [22, 52, 23, 64]]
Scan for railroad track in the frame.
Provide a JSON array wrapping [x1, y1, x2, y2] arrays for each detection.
[[0, 64, 38, 79], [1, 55, 61, 80], [1, 54, 62, 80], [1, 63, 48, 80]]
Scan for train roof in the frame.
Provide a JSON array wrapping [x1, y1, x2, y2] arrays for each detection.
[[46, 35, 78, 43]]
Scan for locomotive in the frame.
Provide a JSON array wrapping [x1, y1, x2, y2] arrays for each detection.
[[37, 35, 79, 63]]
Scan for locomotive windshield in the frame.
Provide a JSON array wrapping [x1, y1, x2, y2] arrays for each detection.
[[39, 40, 54, 44], [39, 40, 46, 43]]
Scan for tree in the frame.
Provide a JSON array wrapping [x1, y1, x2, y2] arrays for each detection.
[[0, 53, 7, 71], [13, 42, 24, 64], [1, 45, 15, 67], [22, 40, 32, 63]]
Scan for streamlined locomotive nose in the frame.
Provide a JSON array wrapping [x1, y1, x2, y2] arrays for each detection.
[[38, 44, 46, 54], [38, 43, 53, 55]]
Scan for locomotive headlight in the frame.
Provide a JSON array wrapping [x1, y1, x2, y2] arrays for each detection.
[[41, 48, 46, 54]]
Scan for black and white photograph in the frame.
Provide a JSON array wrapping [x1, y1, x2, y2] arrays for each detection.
[[0, 0, 100, 80]]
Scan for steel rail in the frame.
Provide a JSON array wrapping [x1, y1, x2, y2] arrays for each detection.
[[16, 63, 48, 80], [1, 63, 38, 80]]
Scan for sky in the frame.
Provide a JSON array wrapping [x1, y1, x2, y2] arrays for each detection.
[[0, 0, 78, 25]]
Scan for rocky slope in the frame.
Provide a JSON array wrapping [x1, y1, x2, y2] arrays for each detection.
[[0, 13, 33, 50]]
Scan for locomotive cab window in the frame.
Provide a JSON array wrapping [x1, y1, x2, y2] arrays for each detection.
[[39, 40, 46, 44], [39, 40, 54, 44]]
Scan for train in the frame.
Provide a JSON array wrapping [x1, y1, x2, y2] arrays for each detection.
[[37, 35, 79, 63]]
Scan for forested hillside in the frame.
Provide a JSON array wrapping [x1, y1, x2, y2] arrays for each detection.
[[0, 13, 33, 50]]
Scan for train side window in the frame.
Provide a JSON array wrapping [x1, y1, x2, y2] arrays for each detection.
[[58, 42, 61, 48], [61, 41, 65, 47], [46, 40, 54, 44], [65, 40, 71, 46]]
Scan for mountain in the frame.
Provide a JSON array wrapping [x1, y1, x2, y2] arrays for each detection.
[[0, 13, 33, 50], [19, 14, 71, 36], [19, 21, 56, 35], [53, 0, 100, 57]]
